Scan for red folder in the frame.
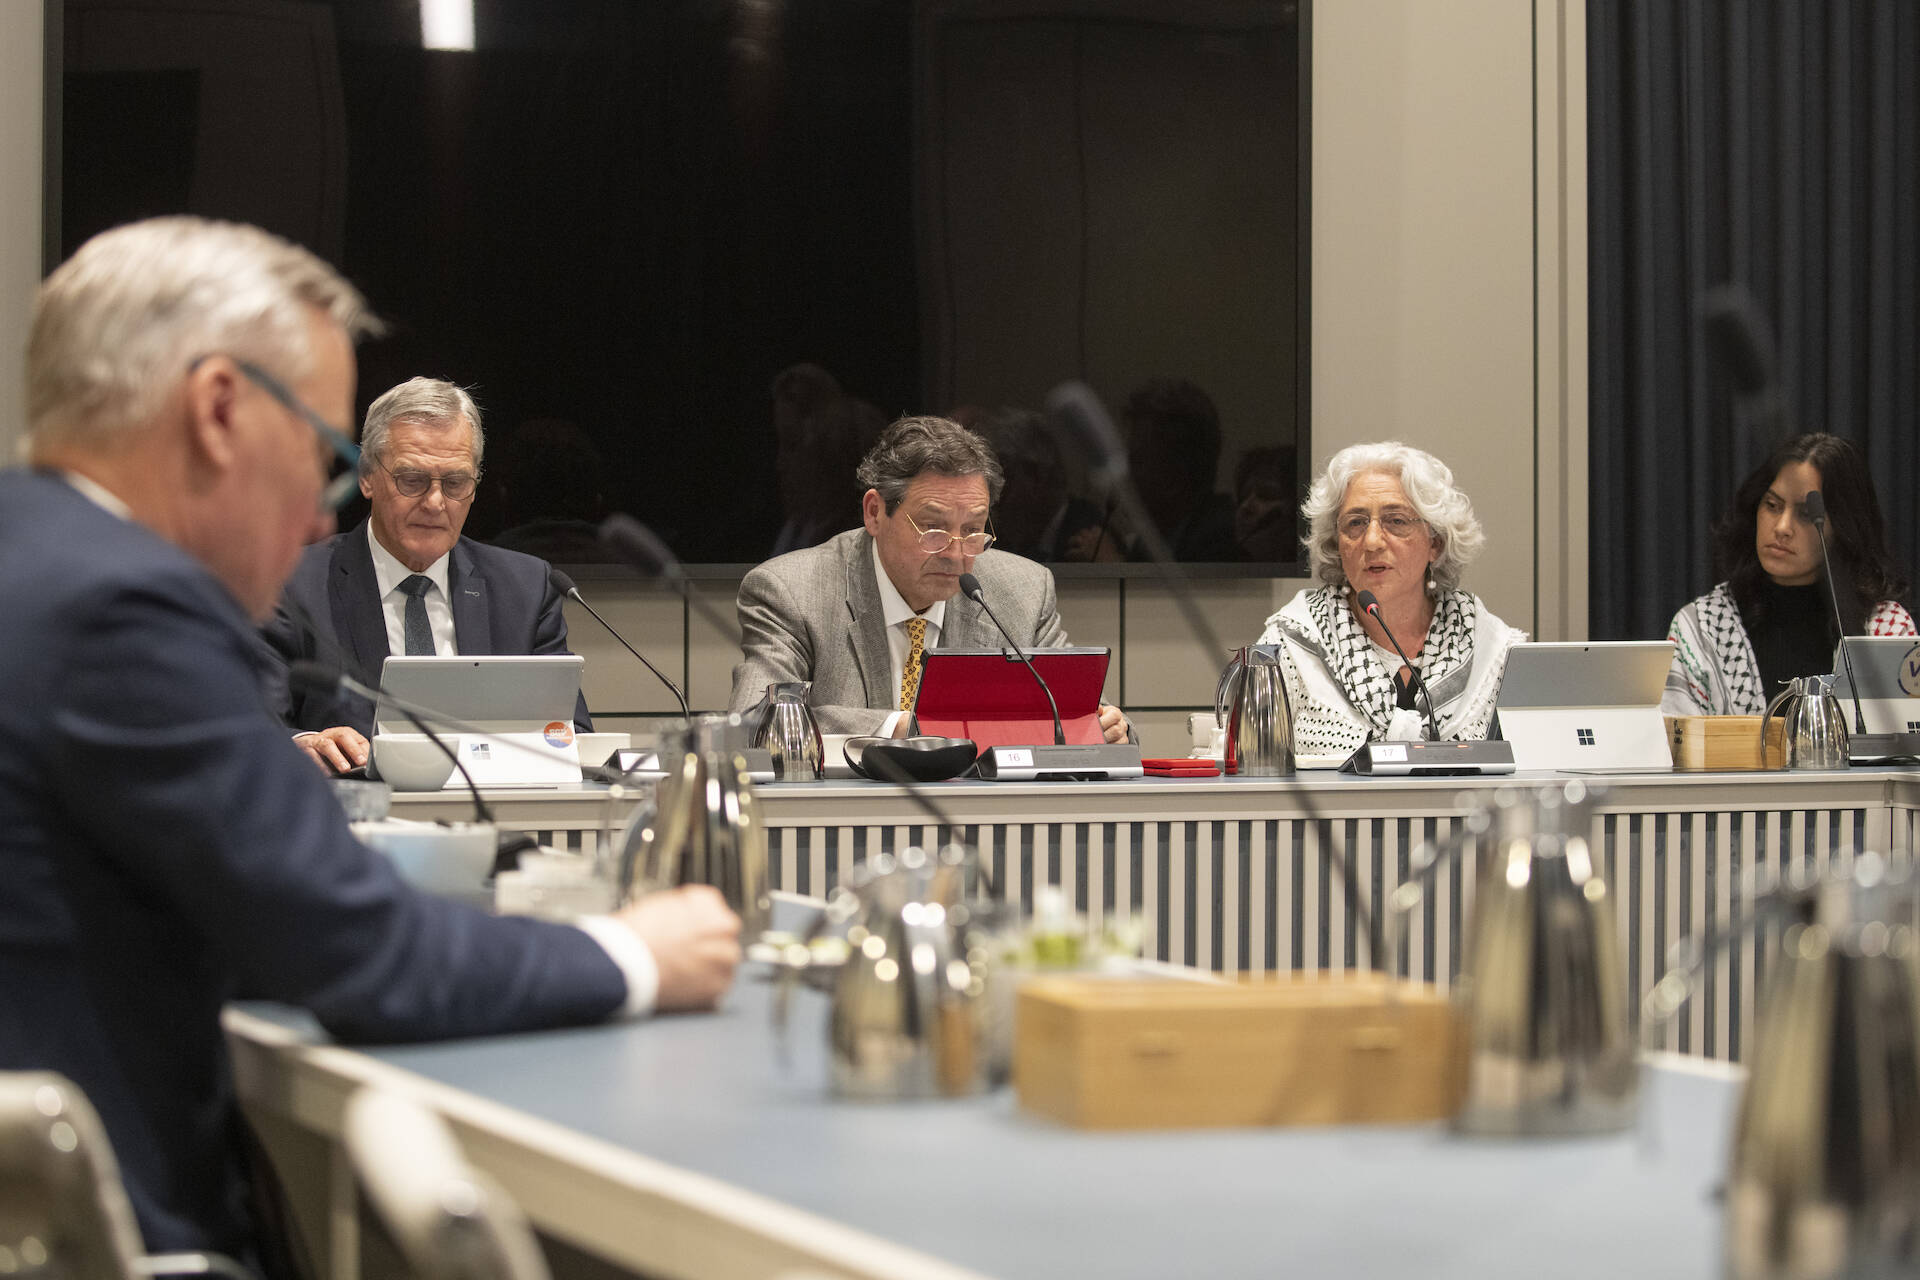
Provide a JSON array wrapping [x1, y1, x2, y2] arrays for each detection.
[[912, 647, 1112, 749]]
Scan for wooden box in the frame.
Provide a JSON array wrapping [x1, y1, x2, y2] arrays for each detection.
[[1013, 972, 1463, 1130], [1666, 715, 1785, 771]]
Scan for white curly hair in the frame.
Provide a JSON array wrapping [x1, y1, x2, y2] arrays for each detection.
[[1300, 441, 1486, 589]]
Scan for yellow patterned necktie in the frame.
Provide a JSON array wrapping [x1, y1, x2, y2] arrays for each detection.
[[898, 616, 927, 711]]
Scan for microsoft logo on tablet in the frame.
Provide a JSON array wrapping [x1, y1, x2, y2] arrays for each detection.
[[1576, 728, 1596, 746]]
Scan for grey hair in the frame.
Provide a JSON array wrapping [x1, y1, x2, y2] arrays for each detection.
[[359, 378, 485, 476], [1301, 441, 1486, 590], [28, 216, 379, 446], [854, 415, 1004, 512]]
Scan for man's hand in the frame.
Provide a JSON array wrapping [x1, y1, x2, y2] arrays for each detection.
[[295, 726, 369, 774], [616, 885, 742, 1012], [1098, 703, 1130, 744]]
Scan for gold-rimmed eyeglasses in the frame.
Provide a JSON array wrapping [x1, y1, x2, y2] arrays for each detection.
[[374, 458, 479, 503], [903, 510, 995, 555]]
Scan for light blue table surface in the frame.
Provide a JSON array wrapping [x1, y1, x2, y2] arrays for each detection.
[[255, 973, 1741, 1280]]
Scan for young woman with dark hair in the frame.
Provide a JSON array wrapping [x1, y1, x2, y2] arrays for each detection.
[[1663, 432, 1915, 715]]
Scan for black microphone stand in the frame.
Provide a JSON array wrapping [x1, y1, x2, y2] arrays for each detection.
[[289, 663, 565, 870], [550, 567, 692, 717], [1357, 589, 1441, 742], [961, 573, 1065, 746], [1043, 381, 1385, 970], [1802, 491, 1869, 736]]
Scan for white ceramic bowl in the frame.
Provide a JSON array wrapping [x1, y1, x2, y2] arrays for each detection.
[[371, 734, 457, 791], [353, 819, 496, 907]]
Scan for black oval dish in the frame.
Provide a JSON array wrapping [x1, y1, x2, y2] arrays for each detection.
[[843, 736, 979, 783]]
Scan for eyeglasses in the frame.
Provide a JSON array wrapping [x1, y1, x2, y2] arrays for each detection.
[[215, 357, 362, 511], [374, 458, 479, 503], [903, 510, 995, 555], [1337, 509, 1426, 542]]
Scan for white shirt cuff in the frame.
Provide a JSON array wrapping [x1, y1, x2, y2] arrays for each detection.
[[573, 916, 660, 1018], [880, 710, 908, 737]]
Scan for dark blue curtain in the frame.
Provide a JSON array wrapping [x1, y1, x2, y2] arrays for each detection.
[[1588, 1, 1920, 640]]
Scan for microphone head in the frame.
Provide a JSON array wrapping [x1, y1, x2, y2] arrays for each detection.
[[957, 572, 984, 600], [599, 513, 684, 580], [1699, 283, 1779, 398], [1355, 589, 1381, 615], [1801, 489, 1827, 526], [547, 566, 579, 597], [288, 659, 345, 700], [1043, 381, 1130, 484]]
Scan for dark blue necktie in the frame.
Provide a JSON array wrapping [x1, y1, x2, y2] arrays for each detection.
[[399, 574, 435, 655]]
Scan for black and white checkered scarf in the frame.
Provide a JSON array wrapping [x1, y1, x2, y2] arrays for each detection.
[[1304, 585, 1478, 737]]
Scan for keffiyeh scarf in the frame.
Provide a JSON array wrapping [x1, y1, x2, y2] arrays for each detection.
[[1304, 585, 1478, 738]]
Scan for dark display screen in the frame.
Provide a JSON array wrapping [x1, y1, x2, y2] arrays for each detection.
[[58, 0, 1308, 570]]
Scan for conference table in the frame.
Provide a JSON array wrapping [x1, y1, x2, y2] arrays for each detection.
[[229, 980, 1740, 1280], [226, 765, 1916, 1278]]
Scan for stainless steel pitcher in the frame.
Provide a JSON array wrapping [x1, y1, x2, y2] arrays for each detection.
[[754, 681, 824, 781], [1647, 855, 1920, 1280], [773, 845, 995, 1100], [1761, 673, 1851, 771], [1217, 643, 1294, 777], [618, 714, 771, 937], [1389, 781, 1636, 1135]]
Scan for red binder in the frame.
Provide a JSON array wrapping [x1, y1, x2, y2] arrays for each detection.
[[912, 647, 1112, 749]]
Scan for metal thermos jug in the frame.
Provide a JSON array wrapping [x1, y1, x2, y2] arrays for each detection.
[[755, 681, 824, 781], [618, 714, 771, 937], [1216, 644, 1295, 777], [1760, 674, 1851, 771], [1390, 781, 1637, 1135], [1647, 854, 1920, 1280], [772, 845, 995, 1100]]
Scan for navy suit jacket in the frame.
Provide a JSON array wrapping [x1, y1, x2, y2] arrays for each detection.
[[260, 523, 591, 737], [0, 471, 626, 1256]]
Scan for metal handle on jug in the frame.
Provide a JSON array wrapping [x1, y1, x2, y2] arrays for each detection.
[[1758, 682, 1797, 762]]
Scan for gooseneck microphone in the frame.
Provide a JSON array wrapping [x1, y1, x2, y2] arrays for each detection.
[[959, 571, 1066, 747], [290, 661, 555, 868], [597, 513, 740, 642], [1801, 491, 1869, 735], [1044, 380, 1382, 968], [1355, 589, 1440, 743], [548, 567, 691, 717], [288, 661, 494, 825]]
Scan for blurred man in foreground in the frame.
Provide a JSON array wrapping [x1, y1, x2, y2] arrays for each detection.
[[0, 217, 740, 1265]]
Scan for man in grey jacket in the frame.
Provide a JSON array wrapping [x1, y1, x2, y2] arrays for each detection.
[[729, 415, 1131, 740]]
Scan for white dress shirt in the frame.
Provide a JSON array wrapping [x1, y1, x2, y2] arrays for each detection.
[[366, 522, 458, 655], [871, 539, 946, 736]]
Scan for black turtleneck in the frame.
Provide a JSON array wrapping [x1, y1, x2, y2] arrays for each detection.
[[1741, 577, 1837, 702]]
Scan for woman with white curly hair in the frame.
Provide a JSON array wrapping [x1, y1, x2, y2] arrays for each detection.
[[1255, 442, 1526, 756]]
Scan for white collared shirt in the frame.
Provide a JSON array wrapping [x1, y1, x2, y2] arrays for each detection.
[[366, 522, 458, 656], [60, 470, 133, 520], [871, 538, 946, 734]]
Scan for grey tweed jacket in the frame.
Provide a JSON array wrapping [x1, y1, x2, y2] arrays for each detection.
[[728, 528, 1069, 735]]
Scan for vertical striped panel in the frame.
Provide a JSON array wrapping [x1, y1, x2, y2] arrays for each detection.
[[731, 789, 1920, 1063]]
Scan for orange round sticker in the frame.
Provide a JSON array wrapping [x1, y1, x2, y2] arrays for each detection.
[[543, 721, 575, 748]]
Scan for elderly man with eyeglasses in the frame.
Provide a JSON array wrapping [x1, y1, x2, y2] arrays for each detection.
[[729, 414, 1131, 742], [261, 377, 590, 771], [0, 217, 742, 1268]]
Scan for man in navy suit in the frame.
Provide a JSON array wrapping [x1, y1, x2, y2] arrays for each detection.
[[260, 377, 589, 774], [0, 217, 740, 1265]]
